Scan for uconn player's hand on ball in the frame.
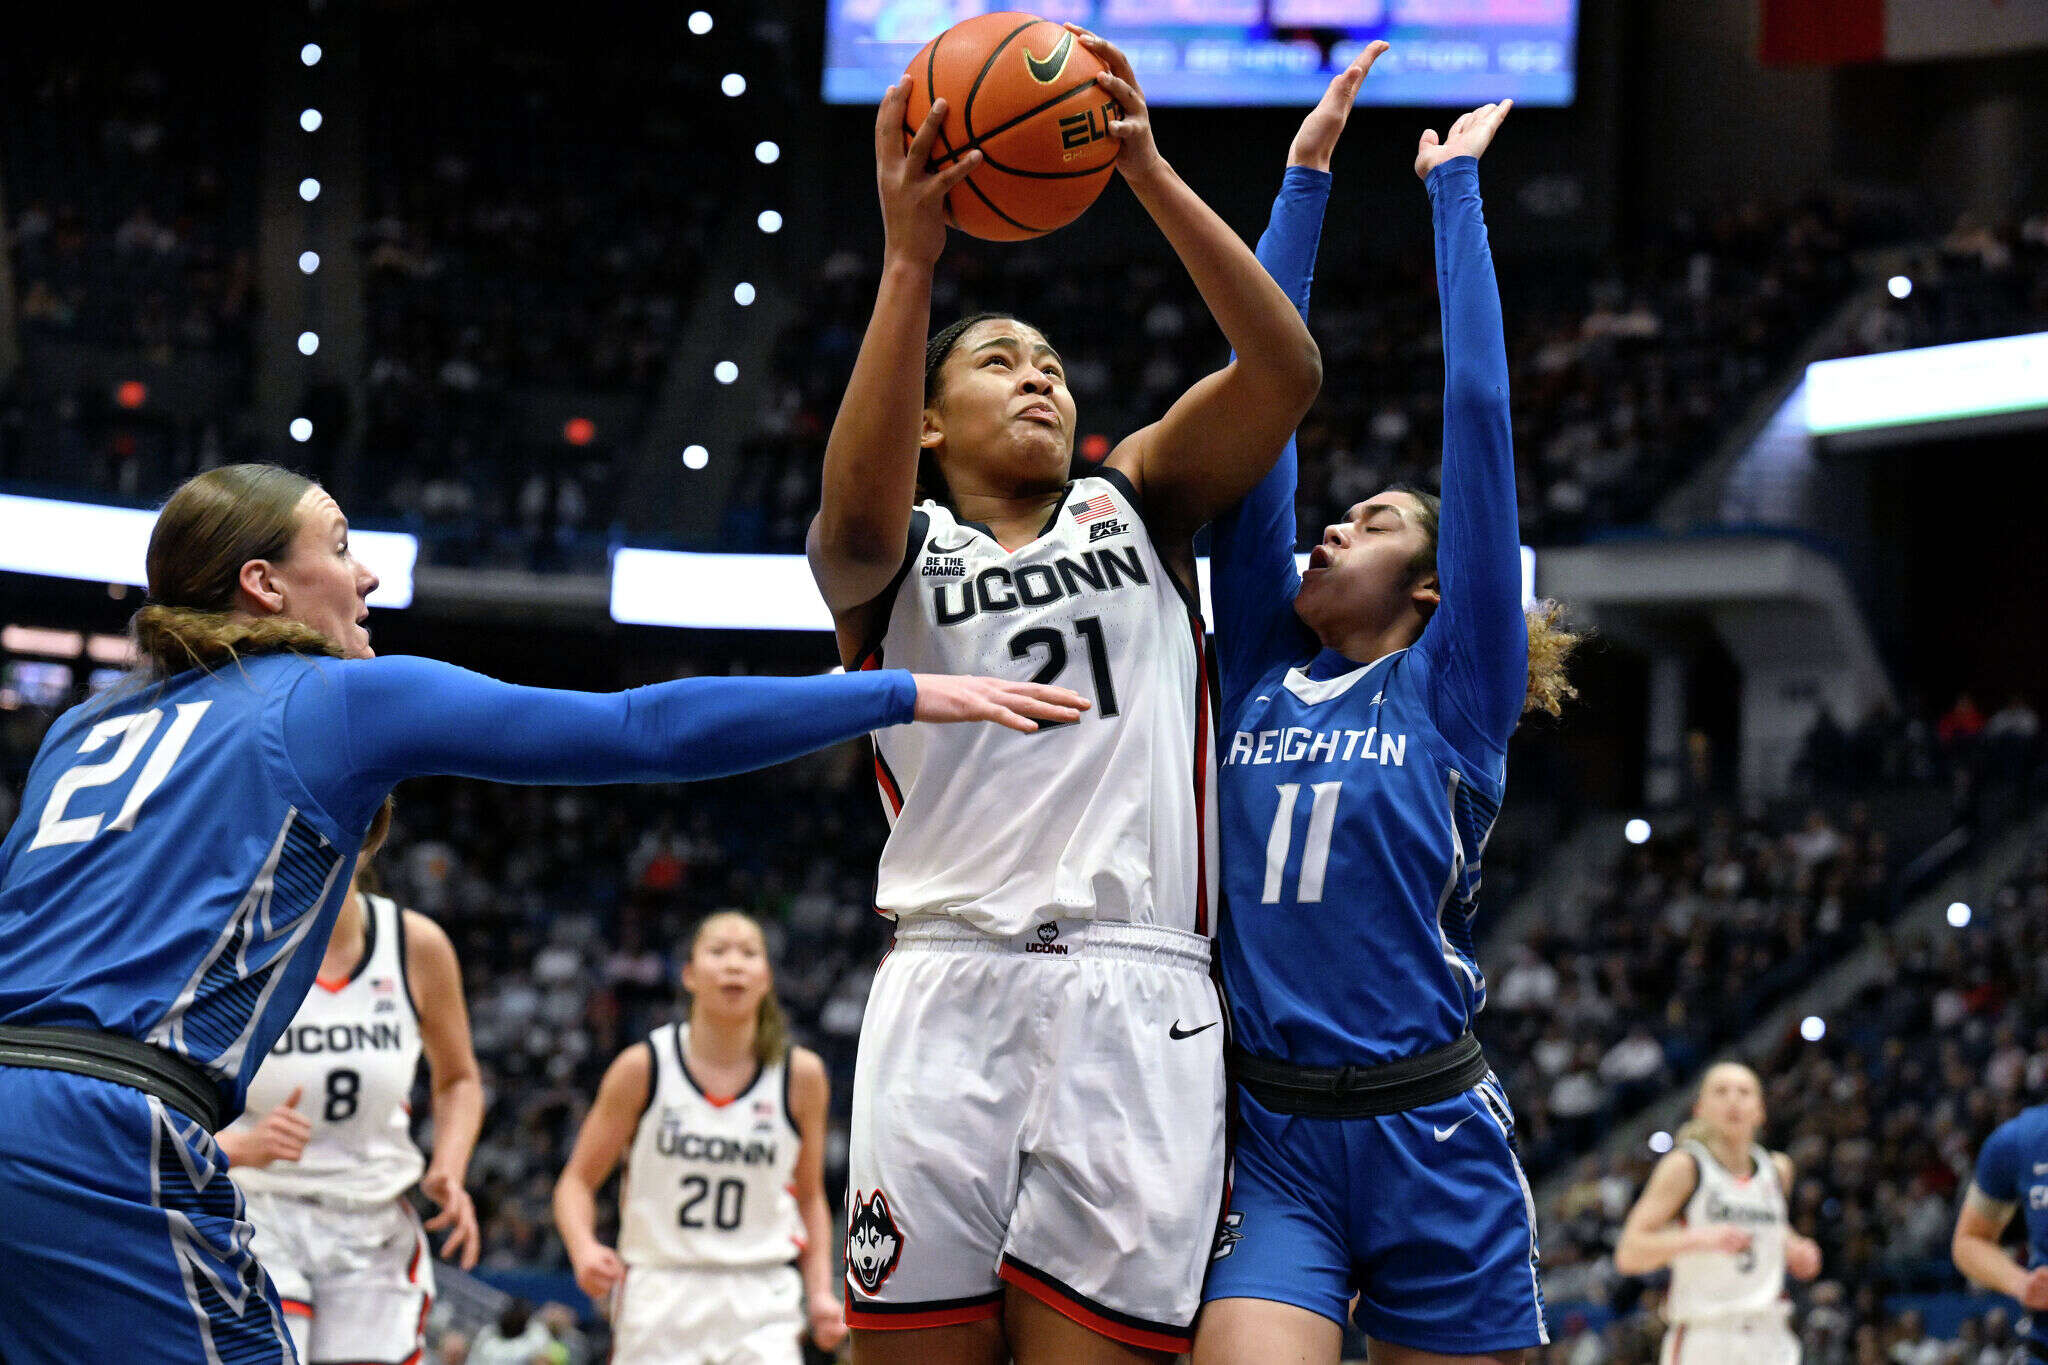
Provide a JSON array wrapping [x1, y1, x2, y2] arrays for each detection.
[[240, 1086, 312, 1167], [1415, 99, 1513, 180], [875, 79, 981, 268], [1063, 25, 1160, 180], [421, 1167, 481, 1269], [570, 1240, 626, 1305], [1287, 40, 1389, 172], [911, 674, 1089, 732]]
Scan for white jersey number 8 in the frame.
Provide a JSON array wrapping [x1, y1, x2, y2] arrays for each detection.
[[28, 702, 213, 851]]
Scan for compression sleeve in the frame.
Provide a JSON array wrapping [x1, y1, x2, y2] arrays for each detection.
[[282, 657, 917, 837], [1414, 156, 1527, 767], [1210, 164, 1330, 716]]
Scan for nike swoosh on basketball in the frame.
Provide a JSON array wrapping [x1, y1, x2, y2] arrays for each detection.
[[1433, 1114, 1475, 1142], [1024, 32, 1075, 83], [1169, 1020, 1216, 1040]]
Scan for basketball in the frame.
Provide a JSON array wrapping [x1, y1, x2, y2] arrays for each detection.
[[903, 12, 1120, 241]]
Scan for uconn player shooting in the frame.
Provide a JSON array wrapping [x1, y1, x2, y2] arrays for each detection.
[[1195, 90, 1581, 1365], [0, 464, 1083, 1365], [811, 27, 1320, 1365], [1617, 1062, 1822, 1364], [219, 829, 481, 1365], [554, 912, 845, 1365]]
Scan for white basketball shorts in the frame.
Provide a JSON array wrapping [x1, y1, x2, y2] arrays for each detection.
[[1662, 1311, 1800, 1365], [610, 1263, 803, 1365], [843, 917, 1226, 1353], [240, 1189, 432, 1364]]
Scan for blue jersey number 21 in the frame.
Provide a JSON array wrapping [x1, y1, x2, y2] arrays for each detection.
[[1261, 781, 1343, 904], [27, 702, 213, 852]]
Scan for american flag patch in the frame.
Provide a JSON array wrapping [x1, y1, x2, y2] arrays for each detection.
[[372, 977, 395, 995], [754, 1099, 775, 1119], [1071, 493, 1117, 523]]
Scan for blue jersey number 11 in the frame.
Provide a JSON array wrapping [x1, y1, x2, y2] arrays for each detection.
[[27, 702, 213, 852], [1261, 781, 1343, 904]]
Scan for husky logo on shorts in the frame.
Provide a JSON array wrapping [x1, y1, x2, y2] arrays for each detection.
[[845, 1190, 903, 1295], [1028, 921, 1069, 956]]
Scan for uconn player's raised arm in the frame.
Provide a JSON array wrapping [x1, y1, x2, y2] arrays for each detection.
[[809, 80, 982, 616], [1411, 107, 1529, 763], [1073, 26, 1326, 556], [1210, 51, 1383, 714], [282, 657, 1086, 841]]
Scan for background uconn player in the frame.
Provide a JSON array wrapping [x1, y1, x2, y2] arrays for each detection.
[[0, 463, 1082, 1364], [553, 911, 844, 1365], [1196, 77, 1580, 1365], [1616, 1062, 1822, 1364], [221, 831, 482, 1365], [1951, 1095, 2048, 1358], [810, 28, 1320, 1365]]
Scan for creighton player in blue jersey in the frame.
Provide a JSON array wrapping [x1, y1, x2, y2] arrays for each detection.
[[0, 464, 1084, 1365], [1195, 98, 1580, 1365], [1953, 1103, 2048, 1355]]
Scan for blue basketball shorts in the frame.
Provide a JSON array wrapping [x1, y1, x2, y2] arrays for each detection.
[[1202, 1070, 1550, 1355], [0, 1067, 294, 1365]]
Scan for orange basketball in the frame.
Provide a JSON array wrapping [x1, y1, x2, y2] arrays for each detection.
[[904, 12, 1120, 242]]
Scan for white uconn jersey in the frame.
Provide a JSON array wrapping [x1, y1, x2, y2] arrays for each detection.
[[231, 894, 425, 1203], [1668, 1141, 1789, 1323], [619, 1024, 803, 1269], [863, 472, 1216, 937]]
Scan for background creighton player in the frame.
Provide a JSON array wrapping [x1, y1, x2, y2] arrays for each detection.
[[220, 829, 482, 1365], [808, 25, 1320, 1365], [0, 463, 1083, 1365], [553, 911, 846, 1365], [1195, 76, 1580, 1365], [1616, 1062, 1822, 1365], [1951, 1092, 2048, 1358]]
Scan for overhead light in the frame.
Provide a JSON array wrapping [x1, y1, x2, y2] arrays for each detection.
[[301, 42, 323, 66], [683, 445, 709, 469], [290, 417, 314, 443], [300, 109, 323, 133], [299, 178, 321, 202]]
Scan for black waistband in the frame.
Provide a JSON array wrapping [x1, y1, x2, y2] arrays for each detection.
[[0, 1024, 226, 1132], [1230, 1033, 1490, 1118]]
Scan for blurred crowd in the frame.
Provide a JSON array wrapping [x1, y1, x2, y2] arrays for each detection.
[[1533, 827, 2048, 1363], [1839, 209, 2048, 361], [1480, 799, 1898, 1180]]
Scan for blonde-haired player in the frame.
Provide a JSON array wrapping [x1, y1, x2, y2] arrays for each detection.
[[221, 833, 483, 1365], [553, 911, 844, 1364], [1615, 1061, 1822, 1364]]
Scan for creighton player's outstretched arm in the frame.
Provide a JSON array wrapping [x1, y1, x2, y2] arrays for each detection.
[[1410, 106, 1528, 763], [282, 656, 1085, 839], [1209, 45, 1385, 716]]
